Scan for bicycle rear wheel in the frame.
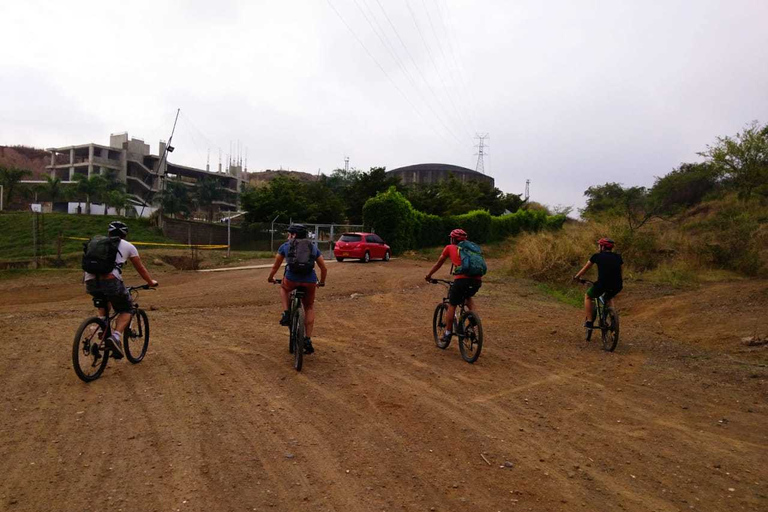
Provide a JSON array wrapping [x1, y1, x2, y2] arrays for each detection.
[[601, 309, 620, 352], [432, 303, 450, 349], [124, 309, 150, 363], [458, 311, 483, 363], [72, 317, 110, 382], [291, 306, 305, 371]]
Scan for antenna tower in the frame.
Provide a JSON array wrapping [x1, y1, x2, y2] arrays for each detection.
[[525, 179, 530, 201], [474, 133, 489, 174], [344, 156, 350, 172]]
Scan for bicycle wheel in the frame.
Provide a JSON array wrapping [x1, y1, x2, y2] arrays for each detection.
[[432, 303, 450, 349], [291, 306, 305, 371], [458, 311, 483, 363], [72, 317, 110, 382], [601, 308, 620, 352], [124, 309, 150, 364]]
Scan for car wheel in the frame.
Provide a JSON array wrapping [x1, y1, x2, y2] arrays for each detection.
[[383, 251, 390, 262], [336, 257, 344, 262], [362, 251, 370, 263]]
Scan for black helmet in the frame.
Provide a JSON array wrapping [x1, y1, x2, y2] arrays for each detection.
[[108, 221, 128, 238], [287, 224, 308, 238]]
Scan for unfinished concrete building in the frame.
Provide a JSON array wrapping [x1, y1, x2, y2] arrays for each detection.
[[46, 133, 244, 217]]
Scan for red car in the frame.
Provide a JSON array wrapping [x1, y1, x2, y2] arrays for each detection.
[[333, 232, 391, 263]]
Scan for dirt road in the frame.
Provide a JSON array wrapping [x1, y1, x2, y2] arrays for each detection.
[[0, 260, 766, 512]]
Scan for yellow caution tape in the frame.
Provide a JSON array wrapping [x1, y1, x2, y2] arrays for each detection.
[[65, 237, 228, 249]]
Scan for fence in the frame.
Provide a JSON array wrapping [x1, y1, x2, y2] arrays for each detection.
[[240, 222, 367, 257]]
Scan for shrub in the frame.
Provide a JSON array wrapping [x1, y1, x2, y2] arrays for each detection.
[[362, 187, 415, 253]]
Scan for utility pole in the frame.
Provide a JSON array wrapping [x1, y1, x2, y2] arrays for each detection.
[[525, 179, 530, 201], [474, 133, 489, 174]]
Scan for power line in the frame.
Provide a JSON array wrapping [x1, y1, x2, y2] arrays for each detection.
[[435, 0, 480, 130], [404, 0, 472, 140], [352, 0, 468, 146], [325, 0, 465, 148], [419, 0, 475, 134], [372, 0, 472, 148]]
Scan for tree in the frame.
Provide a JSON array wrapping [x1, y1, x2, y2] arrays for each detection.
[[194, 177, 225, 222], [648, 162, 719, 215], [582, 182, 653, 232], [41, 175, 63, 203], [72, 174, 107, 214], [0, 165, 31, 207], [160, 181, 192, 217], [105, 190, 132, 216], [699, 120, 768, 200]]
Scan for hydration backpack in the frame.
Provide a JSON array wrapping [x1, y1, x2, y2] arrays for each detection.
[[286, 239, 316, 275], [454, 240, 487, 277], [82, 235, 122, 275]]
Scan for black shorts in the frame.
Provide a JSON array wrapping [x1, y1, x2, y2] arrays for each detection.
[[449, 278, 482, 306], [586, 282, 622, 301], [85, 279, 133, 313]]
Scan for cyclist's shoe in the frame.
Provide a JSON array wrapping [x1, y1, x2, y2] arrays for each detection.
[[584, 320, 594, 330], [441, 332, 452, 343], [279, 311, 290, 326], [303, 337, 315, 355], [108, 334, 125, 359]]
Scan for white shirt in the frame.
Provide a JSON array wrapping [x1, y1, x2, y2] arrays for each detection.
[[84, 239, 139, 281]]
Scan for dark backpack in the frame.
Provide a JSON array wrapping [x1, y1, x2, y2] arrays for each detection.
[[286, 239, 316, 275], [82, 235, 122, 275], [454, 240, 487, 277]]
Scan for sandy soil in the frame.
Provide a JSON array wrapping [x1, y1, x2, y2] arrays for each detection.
[[0, 260, 766, 512]]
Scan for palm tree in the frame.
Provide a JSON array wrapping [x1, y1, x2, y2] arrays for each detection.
[[73, 174, 107, 214], [160, 180, 192, 218], [41, 175, 63, 203], [105, 189, 132, 216], [0, 165, 32, 208], [194, 178, 224, 222], [103, 170, 125, 215]]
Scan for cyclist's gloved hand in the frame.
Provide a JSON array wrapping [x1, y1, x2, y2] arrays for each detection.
[[150, 280, 159, 287], [424, 275, 432, 282], [267, 276, 275, 283], [318, 281, 325, 287]]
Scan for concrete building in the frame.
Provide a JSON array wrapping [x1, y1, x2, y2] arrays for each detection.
[[386, 163, 494, 188], [46, 133, 244, 217]]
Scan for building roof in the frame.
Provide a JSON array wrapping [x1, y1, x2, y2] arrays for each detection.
[[387, 163, 489, 176]]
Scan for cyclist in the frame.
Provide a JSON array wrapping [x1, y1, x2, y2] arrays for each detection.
[[573, 238, 623, 330], [83, 221, 158, 358], [424, 228, 482, 344], [267, 224, 328, 354]]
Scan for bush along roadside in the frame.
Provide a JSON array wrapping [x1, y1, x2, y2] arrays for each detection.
[[363, 187, 566, 253]]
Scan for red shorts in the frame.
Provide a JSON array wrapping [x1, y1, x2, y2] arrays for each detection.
[[281, 278, 317, 308]]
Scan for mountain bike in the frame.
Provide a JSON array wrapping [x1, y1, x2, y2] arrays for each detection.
[[273, 279, 323, 371], [578, 279, 620, 352], [430, 279, 483, 363], [72, 284, 153, 382]]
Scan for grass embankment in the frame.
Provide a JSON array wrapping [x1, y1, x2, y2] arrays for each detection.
[[0, 212, 275, 272], [503, 195, 767, 304], [0, 212, 172, 261]]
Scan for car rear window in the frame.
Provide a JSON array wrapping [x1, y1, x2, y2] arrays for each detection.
[[340, 234, 362, 242]]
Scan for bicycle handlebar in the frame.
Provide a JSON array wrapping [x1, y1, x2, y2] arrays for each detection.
[[271, 279, 325, 287], [128, 284, 156, 291], [576, 278, 595, 285], [429, 278, 452, 285]]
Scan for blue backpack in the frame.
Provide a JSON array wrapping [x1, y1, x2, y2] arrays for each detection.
[[454, 241, 487, 277]]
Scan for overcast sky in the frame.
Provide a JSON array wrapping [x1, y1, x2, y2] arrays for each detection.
[[1, 0, 767, 209]]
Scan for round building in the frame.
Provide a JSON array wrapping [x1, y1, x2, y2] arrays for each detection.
[[386, 163, 494, 188]]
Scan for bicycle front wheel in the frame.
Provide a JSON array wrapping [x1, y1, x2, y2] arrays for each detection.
[[291, 306, 305, 371], [602, 309, 620, 352], [432, 303, 450, 349], [458, 311, 483, 363], [72, 317, 109, 382], [125, 309, 150, 363]]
